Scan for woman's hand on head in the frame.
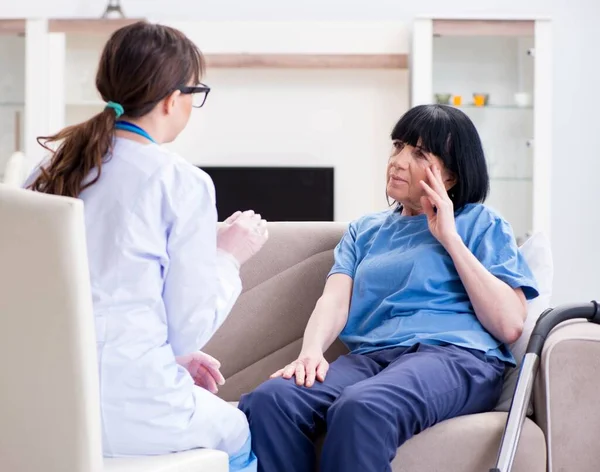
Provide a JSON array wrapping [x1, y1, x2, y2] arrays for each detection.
[[419, 165, 460, 248], [270, 349, 329, 388], [217, 210, 269, 266]]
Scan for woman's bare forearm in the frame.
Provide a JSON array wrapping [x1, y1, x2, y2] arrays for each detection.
[[301, 274, 352, 354]]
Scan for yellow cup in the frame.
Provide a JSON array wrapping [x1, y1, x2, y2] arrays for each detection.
[[452, 95, 462, 106], [473, 94, 487, 107]]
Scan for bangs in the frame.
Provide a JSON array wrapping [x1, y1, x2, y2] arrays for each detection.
[[390, 105, 454, 161], [188, 42, 205, 84]]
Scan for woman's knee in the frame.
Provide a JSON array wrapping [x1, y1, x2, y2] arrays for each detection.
[[332, 384, 375, 410], [217, 405, 252, 455], [238, 377, 297, 417], [327, 385, 389, 428]]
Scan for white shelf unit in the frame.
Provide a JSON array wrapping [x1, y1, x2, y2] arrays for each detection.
[[411, 18, 552, 241], [0, 35, 25, 181], [0, 19, 144, 179]]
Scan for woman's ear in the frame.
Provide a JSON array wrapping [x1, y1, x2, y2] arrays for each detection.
[[162, 89, 181, 115], [444, 170, 457, 191]]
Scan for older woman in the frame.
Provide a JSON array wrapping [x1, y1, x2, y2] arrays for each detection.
[[238, 104, 538, 472]]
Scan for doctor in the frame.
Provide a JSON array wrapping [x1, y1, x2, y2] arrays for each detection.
[[25, 21, 264, 471]]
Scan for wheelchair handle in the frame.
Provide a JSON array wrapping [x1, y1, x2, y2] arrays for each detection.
[[526, 300, 600, 356]]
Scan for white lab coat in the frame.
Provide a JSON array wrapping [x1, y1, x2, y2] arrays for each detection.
[[26, 138, 249, 457]]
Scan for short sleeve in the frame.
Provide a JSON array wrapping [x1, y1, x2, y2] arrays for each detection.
[[328, 221, 359, 279], [471, 216, 539, 300]]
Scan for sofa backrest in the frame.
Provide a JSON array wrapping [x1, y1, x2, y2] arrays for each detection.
[[206, 222, 348, 401]]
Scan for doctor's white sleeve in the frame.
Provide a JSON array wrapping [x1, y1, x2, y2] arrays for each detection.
[[162, 175, 242, 356]]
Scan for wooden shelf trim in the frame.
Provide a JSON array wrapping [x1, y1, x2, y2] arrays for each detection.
[[0, 19, 408, 69], [433, 20, 534, 37], [0, 18, 145, 36], [48, 18, 144, 34], [205, 53, 407, 69], [0, 19, 26, 35]]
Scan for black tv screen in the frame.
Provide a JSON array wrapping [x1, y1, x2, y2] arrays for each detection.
[[199, 166, 334, 222]]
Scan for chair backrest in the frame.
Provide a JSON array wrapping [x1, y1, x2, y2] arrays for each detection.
[[0, 186, 103, 472]]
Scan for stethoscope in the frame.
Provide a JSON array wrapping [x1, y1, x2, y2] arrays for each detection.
[[115, 121, 156, 143]]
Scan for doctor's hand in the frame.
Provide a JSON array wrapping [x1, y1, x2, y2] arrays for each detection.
[[270, 349, 329, 388], [217, 210, 269, 266], [176, 351, 225, 394]]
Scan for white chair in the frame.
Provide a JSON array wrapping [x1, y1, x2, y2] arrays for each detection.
[[0, 186, 228, 472], [2, 151, 28, 187]]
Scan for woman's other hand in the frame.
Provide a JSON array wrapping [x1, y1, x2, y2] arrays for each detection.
[[176, 351, 225, 394], [217, 210, 269, 266], [419, 165, 460, 248], [270, 349, 329, 388]]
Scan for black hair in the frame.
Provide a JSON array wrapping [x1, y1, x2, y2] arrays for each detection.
[[390, 104, 489, 210]]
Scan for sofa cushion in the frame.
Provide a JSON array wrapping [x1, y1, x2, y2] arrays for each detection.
[[389, 412, 546, 472], [495, 232, 553, 413], [313, 412, 545, 472]]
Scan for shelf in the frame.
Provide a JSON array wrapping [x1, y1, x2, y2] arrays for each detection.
[[450, 105, 533, 110], [0, 20, 25, 35], [432, 20, 534, 37], [0, 18, 146, 36], [49, 18, 145, 35], [0, 102, 24, 107], [490, 177, 532, 182], [204, 53, 408, 69]]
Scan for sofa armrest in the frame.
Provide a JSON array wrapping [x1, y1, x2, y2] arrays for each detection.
[[533, 320, 600, 472]]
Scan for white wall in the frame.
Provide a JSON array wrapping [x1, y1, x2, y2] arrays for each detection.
[[2, 0, 599, 305], [171, 68, 407, 221]]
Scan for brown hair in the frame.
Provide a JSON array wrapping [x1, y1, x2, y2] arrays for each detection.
[[28, 21, 204, 198]]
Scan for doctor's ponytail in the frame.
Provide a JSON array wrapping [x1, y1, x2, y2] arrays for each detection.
[[30, 109, 118, 198], [28, 21, 204, 198]]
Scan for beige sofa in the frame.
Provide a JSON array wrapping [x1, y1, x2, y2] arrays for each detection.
[[205, 222, 600, 472]]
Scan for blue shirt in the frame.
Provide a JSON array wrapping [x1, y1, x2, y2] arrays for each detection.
[[329, 203, 539, 365]]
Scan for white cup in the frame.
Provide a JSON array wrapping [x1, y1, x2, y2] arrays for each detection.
[[514, 92, 532, 107]]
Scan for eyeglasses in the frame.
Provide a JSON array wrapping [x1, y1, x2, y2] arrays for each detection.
[[179, 83, 211, 108]]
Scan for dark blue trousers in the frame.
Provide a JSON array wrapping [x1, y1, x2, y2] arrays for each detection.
[[238, 343, 505, 472]]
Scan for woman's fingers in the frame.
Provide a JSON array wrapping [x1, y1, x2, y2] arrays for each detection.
[[198, 351, 221, 368], [270, 368, 285, 378], [420, 180, 444, 207], [256, 219, 268, 235], [282, 362, 297, 379], [304, 358, 318, 387], [426, 166, 451, 200], [420, 196, 436, 220], [269, 357, 327, 387], [205, 363, 226, 386], [223, 211, 242, 224], [315, 360, 329, 383], [294, 362, 306, 386], [195, 365, 219, 394]]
